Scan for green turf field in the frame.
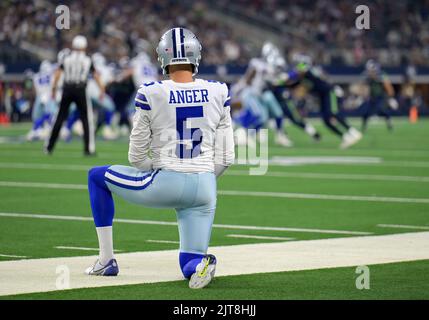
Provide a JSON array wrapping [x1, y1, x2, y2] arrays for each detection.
[[0, 118, 428, 299]]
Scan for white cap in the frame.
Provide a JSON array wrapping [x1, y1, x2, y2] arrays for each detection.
[[72, 35, 88, 50]]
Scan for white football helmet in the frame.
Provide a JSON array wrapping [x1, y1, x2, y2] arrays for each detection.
[[72, 35, 88, 50], [156, 27, 202, 75]]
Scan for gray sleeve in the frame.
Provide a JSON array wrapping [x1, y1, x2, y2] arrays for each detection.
[[214, 86, 235, 168], [128, 108, 153, 170]]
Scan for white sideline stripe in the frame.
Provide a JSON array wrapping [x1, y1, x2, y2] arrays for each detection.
[[1, 232, 429, 297], [218, 190, 429, 204], [0, 162, 91, 171], [0, 212, 371, 235], [377, 224, 429, 230], [0, 254, 28, 259], [0, 181, 86, 190], [226, 170, 429, 183], [1, 180, 429, 204], [270, 156, 382, 166], [146, 240, 180, 244], [2, 162, 428, 183], [268, 160, 429, 168], [226, 234, 294, 241], [54, 246, 123, 252]]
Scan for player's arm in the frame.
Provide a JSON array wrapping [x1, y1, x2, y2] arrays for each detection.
[[382, 74, 398, 109], [90, 62, 105, 99], [382, 74, 395, 97], [276, 68, 301, 87], [244, 66, 256, 85], [214, 86, 235, 177], [115, 67, 133, 83], [51, 68, 62, 99], [93, 71, 105, 98], [128, 90, 153, 171]]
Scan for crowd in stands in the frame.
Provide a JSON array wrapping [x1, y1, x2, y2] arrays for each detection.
[[0, 0, 253, 65], [216, 0, 429, 66], [1, 0, 429, 66]]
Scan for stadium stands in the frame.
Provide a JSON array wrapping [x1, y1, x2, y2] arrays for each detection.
[[1, 0, 429, 67]]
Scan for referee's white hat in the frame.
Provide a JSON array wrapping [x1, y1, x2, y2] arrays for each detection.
[[72, 35, 88, 50]]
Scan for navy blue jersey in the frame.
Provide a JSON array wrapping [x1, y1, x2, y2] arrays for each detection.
[[287, 68, 332, 97], [365, 71, 388, 98]]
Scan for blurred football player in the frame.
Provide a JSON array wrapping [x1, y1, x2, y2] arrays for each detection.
[[268, 52, 321, 142], [26, 60, 57, 141], [116, 40, 159, 135], [285, 54, 362, 149], [88, 53, 118, 139], [86, 28, 234, 289], [238, 42, 292, 147], [361, 59, 398, 132], [62, 53, 118, 141]]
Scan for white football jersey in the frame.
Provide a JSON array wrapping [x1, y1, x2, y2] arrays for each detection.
[[87, 64, 114, 98], [130, 53, 158, 87], [33, 71, 53, 104], [248, 58, 272, 95], [128, 79, 235, 173]]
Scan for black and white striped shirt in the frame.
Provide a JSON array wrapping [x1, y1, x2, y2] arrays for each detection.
[[61, 50, 94, 86]]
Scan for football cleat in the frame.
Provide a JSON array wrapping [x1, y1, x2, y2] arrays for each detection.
[[275, 132, 293, 147], [340, 128, 362, 149], [60, 127, 72, 142], [189, 254, 217, 289], [26, 130, 39, 141], [102, 126, 119, 140], [348, 127, 363, 140], [85, 258, 119, 276]]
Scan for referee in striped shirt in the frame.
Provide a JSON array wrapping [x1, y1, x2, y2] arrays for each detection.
[[46, 35, 105, 156]]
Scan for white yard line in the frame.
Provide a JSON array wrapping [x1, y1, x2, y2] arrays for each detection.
[[226, 234, 294, 241], [0, 254, 28, 259], [0, 212, 370, 235], [0, 181, 86, 190], [1, 180, 428, 204], [0, 231, 428, 297], [218, 190, 429, 204], [146, 240, 180, 244], [54, 246, 122, 252], [377, 224, 429, 230], [270, 156, 382, 166], [1, 162, 428, 183], [226, 170, 429, 183], [0, 162, 91, 171]]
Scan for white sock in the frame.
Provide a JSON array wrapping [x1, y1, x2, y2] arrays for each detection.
[[305, 124, 316, 136], [96, 226, 114, 265]]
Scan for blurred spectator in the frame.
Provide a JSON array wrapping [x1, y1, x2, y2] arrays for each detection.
[[0, 0, 429, 66]]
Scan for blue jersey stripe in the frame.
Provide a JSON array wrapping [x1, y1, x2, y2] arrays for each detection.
[[135, 101, 151, 110], [136, 92, 148, 102]]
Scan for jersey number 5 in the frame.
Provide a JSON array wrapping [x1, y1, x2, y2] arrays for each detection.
[[176, 106, 203, 159]]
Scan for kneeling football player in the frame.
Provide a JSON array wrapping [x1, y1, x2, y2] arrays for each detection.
[[86, 28, 235, 289]]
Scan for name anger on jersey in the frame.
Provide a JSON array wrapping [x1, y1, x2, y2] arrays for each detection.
[[169, 89, 209, 104]]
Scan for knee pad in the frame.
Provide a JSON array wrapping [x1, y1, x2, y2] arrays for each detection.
[[179, 252, 205, 279]]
